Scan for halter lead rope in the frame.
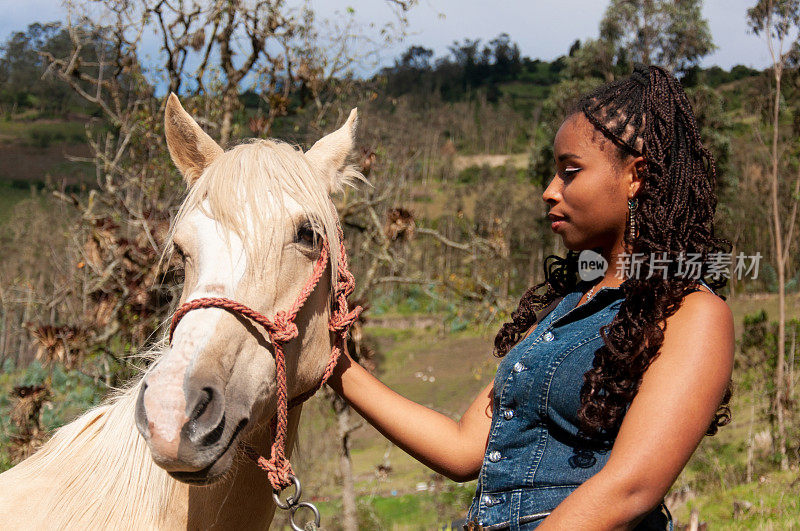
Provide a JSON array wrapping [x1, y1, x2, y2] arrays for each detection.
[[168, 220, 361, 493]]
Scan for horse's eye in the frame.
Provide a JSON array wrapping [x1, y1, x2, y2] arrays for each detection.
[[296, 223, 318, 246], [173, 243, 186, 260]]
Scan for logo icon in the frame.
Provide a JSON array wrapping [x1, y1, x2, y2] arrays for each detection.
[[578, 249, 607, 281]]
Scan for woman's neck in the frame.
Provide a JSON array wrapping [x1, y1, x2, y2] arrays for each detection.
[[597, 240, 632, 288]]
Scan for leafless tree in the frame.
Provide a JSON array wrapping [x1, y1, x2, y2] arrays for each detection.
[[748, 0, 800, 471]]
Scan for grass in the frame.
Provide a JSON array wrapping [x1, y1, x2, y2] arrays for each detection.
[[672, 471, 800, 530]]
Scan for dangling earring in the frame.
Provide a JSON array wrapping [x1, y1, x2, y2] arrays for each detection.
[[628, 198, 639, 241]]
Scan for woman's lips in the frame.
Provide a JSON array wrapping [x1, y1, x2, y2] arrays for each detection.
[[548, 213, 567, 231]]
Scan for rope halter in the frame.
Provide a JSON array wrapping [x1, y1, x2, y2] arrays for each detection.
[[168, 220, 362, 492]]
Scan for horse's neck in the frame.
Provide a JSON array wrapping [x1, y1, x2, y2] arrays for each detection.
[[0, 378, 303, 530]]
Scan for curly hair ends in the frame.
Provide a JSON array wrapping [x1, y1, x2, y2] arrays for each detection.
[[493, 64, 733, 441]]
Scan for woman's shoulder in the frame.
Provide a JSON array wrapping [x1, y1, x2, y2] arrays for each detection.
[[670, 279, 733, 342], [682, 279, 729, 315], [652, 281, 734, 377], [681, 278, 728, 308]]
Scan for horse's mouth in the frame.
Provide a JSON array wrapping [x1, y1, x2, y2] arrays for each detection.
[[168, 464, 220, 485], [168, 417, 249, 485]]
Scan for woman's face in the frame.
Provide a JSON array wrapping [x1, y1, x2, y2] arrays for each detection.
[[543, 112, 639, 253]]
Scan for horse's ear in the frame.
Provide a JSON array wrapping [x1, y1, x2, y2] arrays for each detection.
[[165, 93, 223, 186], [305, 108, 358, 192]]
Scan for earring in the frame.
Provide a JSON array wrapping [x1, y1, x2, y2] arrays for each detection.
[[628, 198, 639, 240]]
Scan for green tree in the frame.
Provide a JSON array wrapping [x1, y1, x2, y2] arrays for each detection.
[[600, 0, 715, 73], [0, 22, 75, 114]]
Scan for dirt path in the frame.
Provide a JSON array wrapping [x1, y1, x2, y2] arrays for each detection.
[[452, 153, 528, 172]]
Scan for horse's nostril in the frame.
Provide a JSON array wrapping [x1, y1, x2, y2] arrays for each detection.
[[201, 415, 226, 447], [189, 387, 213, 422], [184, 384, 226, 446]]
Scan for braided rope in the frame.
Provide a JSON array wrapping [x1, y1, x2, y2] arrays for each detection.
[[168, 221, 362, 491]]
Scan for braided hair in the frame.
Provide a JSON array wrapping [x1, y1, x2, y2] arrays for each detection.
[[494, 64, 732, 440]]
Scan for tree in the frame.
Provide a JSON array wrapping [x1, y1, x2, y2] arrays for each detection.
[[563, 39, 619, 82], [487, 33, 521, 82], [400, 45, 434, 70], [747, 0, 800, 472], [0, 22, 76, 114], [599, 0, 715, 73], [140, 0, 313, 144]]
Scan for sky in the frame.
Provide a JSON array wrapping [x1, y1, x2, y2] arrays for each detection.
[[0, 0, 772, 73]]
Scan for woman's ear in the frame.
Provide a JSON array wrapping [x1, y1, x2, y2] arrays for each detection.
[[629, 156, 646, 197]]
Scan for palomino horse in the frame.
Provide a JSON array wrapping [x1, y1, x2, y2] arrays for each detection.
[[0, 94, 361, 529]]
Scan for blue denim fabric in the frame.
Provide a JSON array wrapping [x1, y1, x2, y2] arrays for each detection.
[[465, 279, 713, 530]]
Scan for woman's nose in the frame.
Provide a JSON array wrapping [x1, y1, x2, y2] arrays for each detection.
[[542, 176, 561, 204]]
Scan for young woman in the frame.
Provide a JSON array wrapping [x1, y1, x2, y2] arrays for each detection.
[[328, 64, 735, 530]]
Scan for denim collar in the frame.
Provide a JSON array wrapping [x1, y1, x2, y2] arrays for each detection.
[[549, 279, 627, 328]]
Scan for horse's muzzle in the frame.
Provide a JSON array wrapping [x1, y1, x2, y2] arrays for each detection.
[[134, 377, 247, 483]]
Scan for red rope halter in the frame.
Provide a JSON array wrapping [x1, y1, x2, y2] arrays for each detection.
[[168, 221, 361, 491]]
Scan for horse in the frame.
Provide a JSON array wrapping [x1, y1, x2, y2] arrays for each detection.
[[0, 94, 362, 529]]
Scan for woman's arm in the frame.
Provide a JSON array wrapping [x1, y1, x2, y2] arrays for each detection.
[[537, 290, 735, 530], [327, 352, 493, 482]]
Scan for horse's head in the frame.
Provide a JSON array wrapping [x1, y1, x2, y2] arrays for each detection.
[[134, 94, 358, 484]]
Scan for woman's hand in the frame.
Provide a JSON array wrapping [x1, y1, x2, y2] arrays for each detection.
[[537, 289, 735, 530], [327, 343, 494, 482]]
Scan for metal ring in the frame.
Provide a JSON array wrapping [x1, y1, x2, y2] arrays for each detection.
[[290, 501, 321, 531], [272, 474, 302, 510]]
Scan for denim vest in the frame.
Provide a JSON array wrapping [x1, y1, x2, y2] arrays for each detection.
[[465, 279, 714, 530]]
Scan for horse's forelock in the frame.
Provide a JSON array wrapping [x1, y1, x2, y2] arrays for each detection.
[[168, 139, 343, 290]]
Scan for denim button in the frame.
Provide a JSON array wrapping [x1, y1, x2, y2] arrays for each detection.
[[488, 451, 501, 462], [503, 409, 514, 420], [513, 362, 524, 373], [543, 331, 554, 342], [482, 494, 500, 507]]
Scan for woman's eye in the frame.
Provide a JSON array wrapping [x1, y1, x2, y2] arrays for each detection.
[[296, 224, 318, 246], [562, 167, 581, 178]]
